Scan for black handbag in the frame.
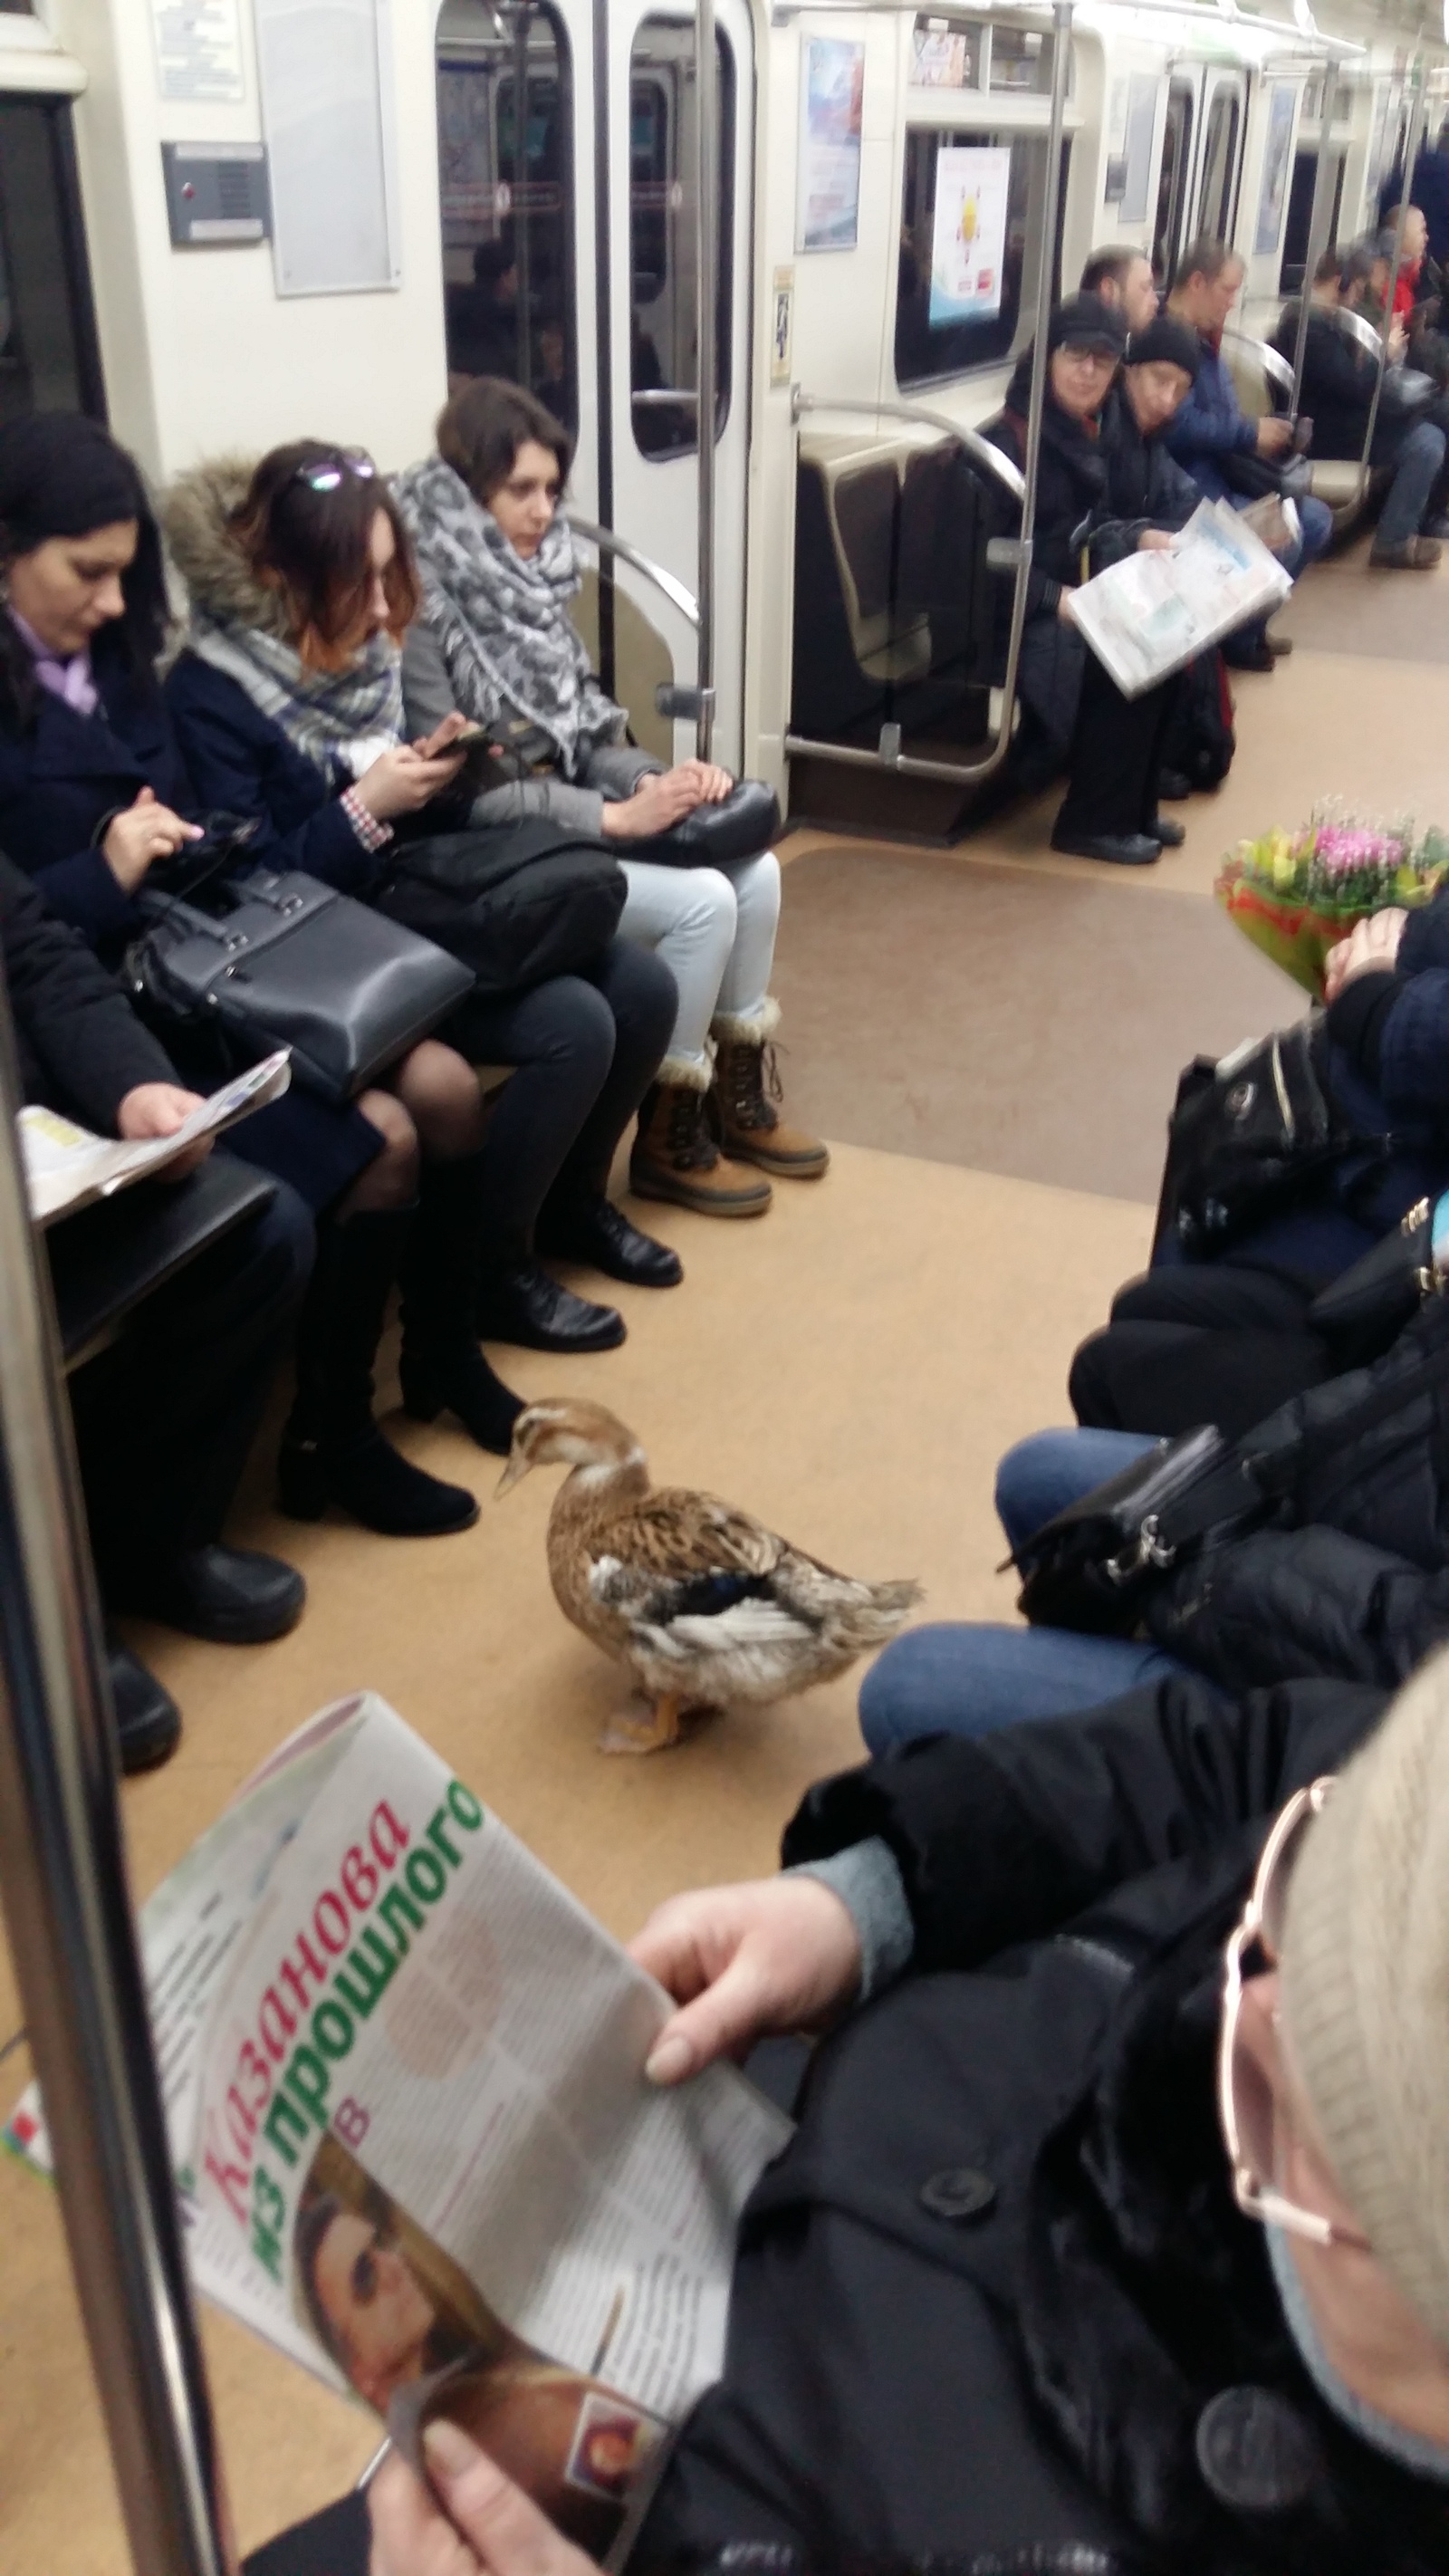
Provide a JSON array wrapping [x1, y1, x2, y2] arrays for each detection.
[[1011, 1425, 1257, 1636], [128, 867, 473, 1102], [1309, 1192, 1448, 1346], [376, 816, 626, 999], [1155, 1016, 1386, 1258], [625, 777, 782, 869], [1219, 447, 1314, 504]]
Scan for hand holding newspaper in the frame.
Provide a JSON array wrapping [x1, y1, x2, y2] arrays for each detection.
[[1067, 498, 1293, 698], [5, 1696, 792, 2565], [19, 1049, 291, 1226]]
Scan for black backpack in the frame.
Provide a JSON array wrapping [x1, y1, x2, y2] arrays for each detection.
[[376, 817, 625, 999]]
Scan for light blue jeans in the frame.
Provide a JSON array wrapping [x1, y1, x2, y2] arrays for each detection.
[[858, 1428, 1192, 1754]]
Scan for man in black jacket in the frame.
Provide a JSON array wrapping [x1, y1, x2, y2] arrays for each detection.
[[1273, 246, 1446, 569], [1, 854, 313, 1766], [369, 1658, 1449, 2575]]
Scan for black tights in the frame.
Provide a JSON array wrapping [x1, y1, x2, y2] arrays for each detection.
[[1069, 1263, 1333, 1440], [442, 937, 677, 1250]]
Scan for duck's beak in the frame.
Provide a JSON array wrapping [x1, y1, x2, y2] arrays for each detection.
[[494, 1449, 532, 1497]]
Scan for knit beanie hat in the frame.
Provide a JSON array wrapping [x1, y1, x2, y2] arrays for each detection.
[[1048, 293, 1128, 358], [1124, 315, 1202, 379], [0, 413, 149, 554], [1279, 1649, 1449, 2349]]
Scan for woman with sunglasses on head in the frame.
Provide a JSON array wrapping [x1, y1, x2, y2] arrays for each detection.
[[392, 379, 827, 1217], [369, 1658, 1449, 2576]]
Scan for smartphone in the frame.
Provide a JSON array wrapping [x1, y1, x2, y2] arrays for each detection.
[[418, 721, 493, 758]]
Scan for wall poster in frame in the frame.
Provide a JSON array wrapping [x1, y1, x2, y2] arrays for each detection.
[[796, 35, 865, 252]]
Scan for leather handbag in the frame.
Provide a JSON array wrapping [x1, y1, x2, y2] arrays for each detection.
[[1154, 1016, 1386, 1259], [1220, 447, 1314, 504], [1011, 1425, 1256, 1636], [376, 816, 626, 999], [1309, 1192, 1449, 1347], [626, 777, 782, 869], [128, 868, 474, 1102]]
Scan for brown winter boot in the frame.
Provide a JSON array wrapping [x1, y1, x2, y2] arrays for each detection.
[[630, 1073, 773, 1217], [713, 1014, 829, 1180]]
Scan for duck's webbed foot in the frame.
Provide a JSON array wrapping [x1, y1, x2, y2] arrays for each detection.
[[598, 1691, 684, 1755]]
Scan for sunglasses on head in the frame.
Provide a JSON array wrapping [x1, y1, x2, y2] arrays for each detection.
[[293, 448, 377, 494], [1217, 1775, 1369, 2252]]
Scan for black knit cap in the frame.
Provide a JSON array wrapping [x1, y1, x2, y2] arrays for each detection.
[[1048, 293, 1128, 357], [0, 411, 149, 553], [1124, 314, 1201, 378]]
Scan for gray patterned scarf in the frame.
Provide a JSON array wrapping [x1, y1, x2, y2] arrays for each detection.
[[390, 452, 624, 777], [188, 614, 405, 783]]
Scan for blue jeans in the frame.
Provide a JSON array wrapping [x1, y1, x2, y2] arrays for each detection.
[[1227, 491, 1333, 658], [1377, 418, 1448, 547], [858, 1427, 1190, 1755]]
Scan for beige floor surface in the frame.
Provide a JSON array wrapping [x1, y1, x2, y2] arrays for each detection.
[[0, 1145, 1151, 2571]]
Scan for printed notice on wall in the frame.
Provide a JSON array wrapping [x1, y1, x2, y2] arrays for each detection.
[[796, 36, 865, 253], [151, 0, 245, 101], [928, 144, 1010, 326]]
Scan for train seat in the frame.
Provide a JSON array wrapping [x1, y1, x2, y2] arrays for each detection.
[[1223, 326, 1379, 534]]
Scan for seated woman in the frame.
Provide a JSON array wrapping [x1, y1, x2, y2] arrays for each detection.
[[1070, 904, 1449, 1440], [391, 378, 826, 1216], [0, 409, 512, 1541], [2, 851, 312, 1769], [983, 299, 1196, 866], [163, 443, 682, 1364]]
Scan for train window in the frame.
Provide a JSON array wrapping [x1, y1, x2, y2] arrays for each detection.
[[629, 18, 734, 461], [1280, 146, 1345, 293], [0, 99, 104, 421], [1195, 87, 1241, 245], [1153, 78, 1193, 280], [896, 125, 1066, 386], [436, 0, 575, 431]]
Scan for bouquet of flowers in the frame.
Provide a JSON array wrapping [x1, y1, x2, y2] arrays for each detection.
[[1215, 807, 1449, 996]]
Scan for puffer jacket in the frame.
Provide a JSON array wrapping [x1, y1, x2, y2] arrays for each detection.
[[638, 1669, 1449, 2576], [1162, 330, 1258, 501]]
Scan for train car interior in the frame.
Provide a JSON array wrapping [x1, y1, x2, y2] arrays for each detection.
[[3, 0, 1449, 2566]]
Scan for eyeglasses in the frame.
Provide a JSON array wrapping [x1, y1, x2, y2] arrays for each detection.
[[293, 448, 377, 494], [1217, 1776, 1368, 2251]]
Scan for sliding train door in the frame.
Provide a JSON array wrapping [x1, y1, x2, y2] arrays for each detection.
[[434, 0, 753, 767]]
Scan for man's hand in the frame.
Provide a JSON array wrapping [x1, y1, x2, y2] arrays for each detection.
[[1137, 529, 1176, 552], [1255, 416, 1294, 457], [629, 1875, 863, 2086], [102, 787, 203, 891], [1056, 590, 1077, 625], [369, 2424, 601, 2576], [116, 1082, 212, 1179], [1322, 906, 1407, 1002], [1389, 320, 1409, 365], [353, 745, 467, 821]]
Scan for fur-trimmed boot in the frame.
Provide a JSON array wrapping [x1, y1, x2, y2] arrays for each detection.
[[629, 1053, 772, 1217], [712, 1005, 829, 1179]]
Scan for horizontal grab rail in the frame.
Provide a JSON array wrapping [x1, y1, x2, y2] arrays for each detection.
[[567, 513, 700, 629], [632, 387, 700, 406], [792, 387, 1026, 503]]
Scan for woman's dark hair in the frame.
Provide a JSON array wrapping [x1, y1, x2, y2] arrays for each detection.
[[435, 377, 572, 506], [230, 439, 419, 670], [0, 412, 168, 734]]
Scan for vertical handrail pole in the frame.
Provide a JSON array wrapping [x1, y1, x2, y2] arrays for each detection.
[[1355, 57, 1425, 504], [992, 0, 1072, 772], [590, 0, 616, 697], [1290, 71, 1345, 411], [694, 0, 718, 758], [512, 3, 534, 389], [0, 976, 227, 2574]]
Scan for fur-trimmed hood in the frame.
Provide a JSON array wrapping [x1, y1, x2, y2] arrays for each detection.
[[159, 455, 290, 639]]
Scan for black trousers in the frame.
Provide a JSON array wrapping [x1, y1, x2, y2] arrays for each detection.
[[71, 1177, 314, 1592], [1054, 649, 1182, 841], [1069, 1263, 1332, 1440], [442, 937, 677, 1247]]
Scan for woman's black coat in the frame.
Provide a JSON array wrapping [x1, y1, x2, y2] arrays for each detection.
[[0, 852, 174, 1121], [641, 1670, 1448, 2576], [983, 352, 1108, 619]]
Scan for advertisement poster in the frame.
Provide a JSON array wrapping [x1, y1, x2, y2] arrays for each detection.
[[1254, 82, 1296, 255], [796, 36, 865, 253], [928, 143, 1011, 326]]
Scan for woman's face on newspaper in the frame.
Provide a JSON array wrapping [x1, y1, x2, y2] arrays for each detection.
[[313, 2212, 437, 2410]]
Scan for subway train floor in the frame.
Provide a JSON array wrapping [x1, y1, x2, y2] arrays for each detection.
[[3, 578, 1448, 2571]]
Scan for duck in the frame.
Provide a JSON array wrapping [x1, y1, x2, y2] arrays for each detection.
[[497, 1398, 922, 1753]]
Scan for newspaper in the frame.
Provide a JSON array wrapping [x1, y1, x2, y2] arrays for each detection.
[[19, 1051, 291, 1227], [5, 1695, 792, 2561], [1068, 497, 1293, 698]]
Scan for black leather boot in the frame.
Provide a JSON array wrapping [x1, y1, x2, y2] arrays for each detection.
[[278, 1209, 479, 1536], [398, 1158, 524, 1457], [475, 1244, 626, 1351]]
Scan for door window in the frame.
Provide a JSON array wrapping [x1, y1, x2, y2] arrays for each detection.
[[436, 0, 575, 429], [1153, 80, 1193, 279], [0, 98, 104, 421], [628, 18, 734, 459], [1280, 147, 1344, 293], [896, 126, 1067, 385], [1196, 86, 1241, 245]]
